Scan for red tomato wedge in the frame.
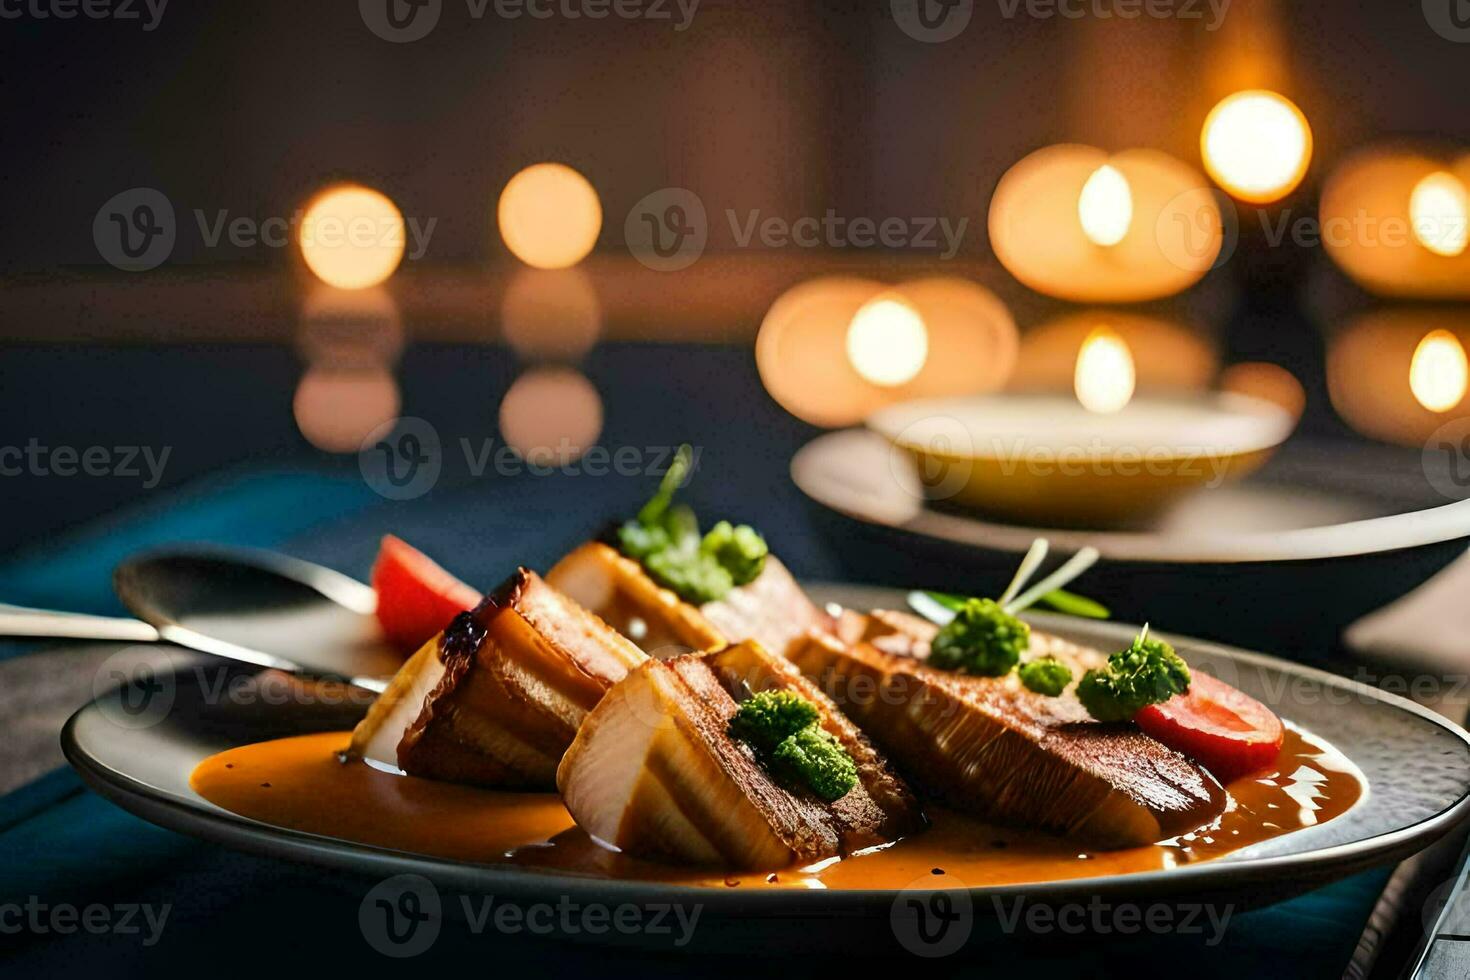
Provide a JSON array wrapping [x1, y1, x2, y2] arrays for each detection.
[[1135, 671, 1285, 785], [371, 535, 481, 654]]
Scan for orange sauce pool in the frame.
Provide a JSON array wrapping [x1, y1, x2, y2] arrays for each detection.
[[190, 726, 1364, 889]]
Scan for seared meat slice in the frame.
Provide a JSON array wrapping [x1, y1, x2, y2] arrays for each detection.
[[556, 640, 923, 869], [547, 541, 831, 657], [789, 624, 1227, 848], [349, 568, 646, 789]]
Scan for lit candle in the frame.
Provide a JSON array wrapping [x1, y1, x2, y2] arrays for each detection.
[[1321, 148, 1470, 299], [1328, 309, 1470, 445], [298, 184, 407, 290], [990, 145, 1223, 303], [497, 163, 603, 270], [756, 277, 1017, 428]]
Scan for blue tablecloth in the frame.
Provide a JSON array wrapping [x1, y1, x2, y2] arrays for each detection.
[[0, 464, 1391, 977]]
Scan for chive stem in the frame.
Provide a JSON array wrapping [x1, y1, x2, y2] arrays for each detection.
[[1003, 547, 1101, 616], [997, 538, 1049, 608]]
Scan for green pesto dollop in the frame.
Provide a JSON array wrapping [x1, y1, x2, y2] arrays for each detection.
[[1018, 657, 1073, 696], [771, 725, 858, 803], [729, 690, 857, 803], [1076, 631, 1191, 722], [615, 446, 768, 605], [928, 598, 1030, 677], [727, 690, 819, 751]]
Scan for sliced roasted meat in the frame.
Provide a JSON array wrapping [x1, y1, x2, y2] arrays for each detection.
[[789, 621, 1227, 849], [556, 640, 923, 869], [547, 541, 831, 657], [349, 568, 646, 789]]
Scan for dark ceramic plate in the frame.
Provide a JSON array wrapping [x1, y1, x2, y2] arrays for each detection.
[[791, 431, 1470, 655], [62, 584, 1470, 952]]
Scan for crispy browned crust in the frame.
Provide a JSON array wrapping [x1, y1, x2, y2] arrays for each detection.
[[557, 639, 924, 869], [397, 568, 645, 789], [789, 626, 1226, 848]]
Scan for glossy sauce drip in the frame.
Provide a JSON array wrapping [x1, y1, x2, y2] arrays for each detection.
[[191, 725, 1363, 889]]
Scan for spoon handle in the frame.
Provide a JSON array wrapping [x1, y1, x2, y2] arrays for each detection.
[[0, 603, 162, 643]]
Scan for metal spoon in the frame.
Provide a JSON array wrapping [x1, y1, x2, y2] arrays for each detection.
[[0, 547, 398, 692]]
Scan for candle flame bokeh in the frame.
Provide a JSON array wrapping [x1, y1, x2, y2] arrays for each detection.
[[497, 163, 603, 269], [1409, 171, 1470, 258], [1078, 164, 1133, 247], [845, 294, 929, 388], [1410, 329, 1469, 412], [298, 185, 406, 290], [1201, 90, 1312, 204], [1074, 327, 1136, 414]]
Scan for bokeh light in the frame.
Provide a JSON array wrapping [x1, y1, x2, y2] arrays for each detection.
[[1409, 171, 1469, 258], [293, 367, 401, 453], [498, 163, 603, 269], [1073, 327, 1135, 414], [296, 285, 404, 370], [1410, 329, 1469, 412], [1220, 362, 1306, 423], [845, 294, 928, 388], [298, 185, 406, 290], [499, 367, 604, 465], [1201, 90, 1312, 204], [1077, 164, 1133, 247], [500, 267, 603, 360], [1010, 311, 1216, 394]]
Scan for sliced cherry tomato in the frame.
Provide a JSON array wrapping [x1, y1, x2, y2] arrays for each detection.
[[371, 535, 481, 654], [1135, 671, 1284, 784]]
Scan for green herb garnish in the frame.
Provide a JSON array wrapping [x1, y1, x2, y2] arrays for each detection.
[[928, 598, 1029, 677], [1018, 657, 1074, 696], [1075, 625, 1191, 722], [917, 541, 1099, 689], [616, 445, 769, 604], [729, 690, 857, 803]]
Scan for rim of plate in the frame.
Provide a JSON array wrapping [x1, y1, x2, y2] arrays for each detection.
[[791, 429, 1470, 564]]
